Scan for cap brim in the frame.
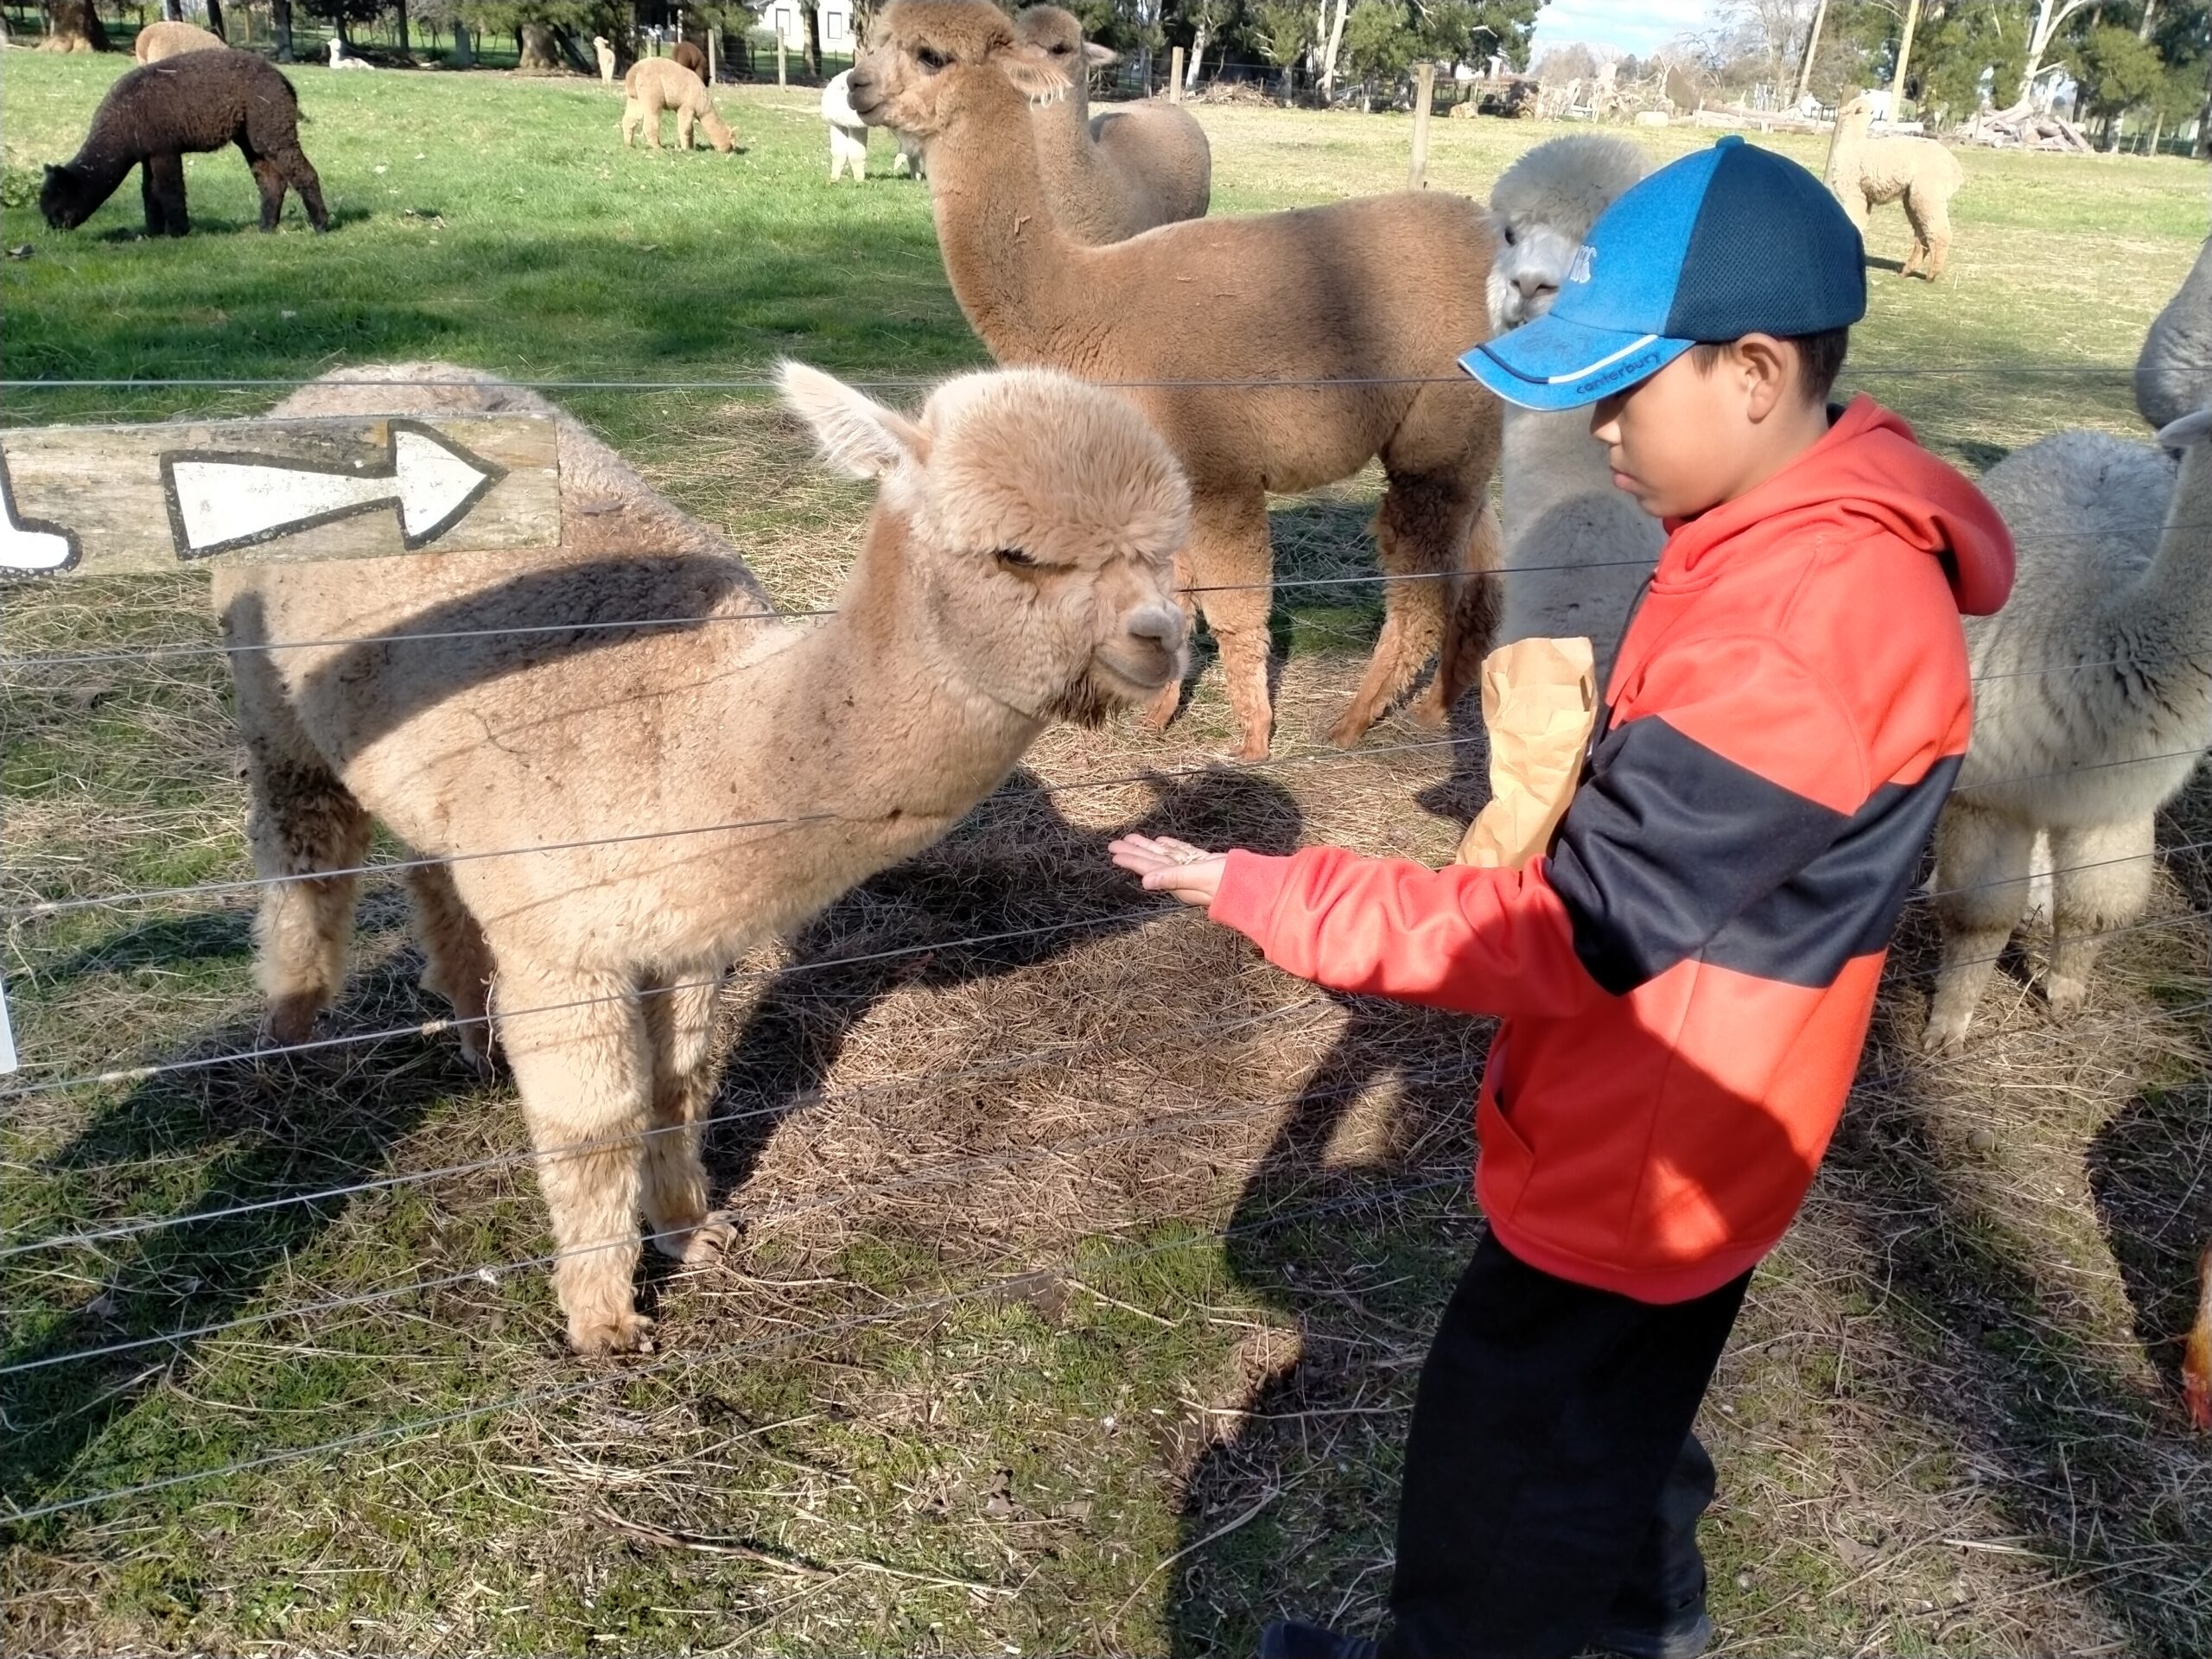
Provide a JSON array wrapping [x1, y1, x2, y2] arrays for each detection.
[[1459, 315, 1694, 412]]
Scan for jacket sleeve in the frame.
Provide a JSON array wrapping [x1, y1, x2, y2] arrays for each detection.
[[1210, 633, 1870, 1010]]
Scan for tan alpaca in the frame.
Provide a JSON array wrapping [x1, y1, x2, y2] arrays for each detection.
[[1825, 97, 1963, 281], [214, 360, 1189, 1354], [621, 58, 735, 153], [851, 0, 1503, 759], [1011, 6, 1210, 243], [133, 20, 225, 61]]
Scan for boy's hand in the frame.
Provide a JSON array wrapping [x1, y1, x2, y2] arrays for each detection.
[[1109, 834, 1229, 908]]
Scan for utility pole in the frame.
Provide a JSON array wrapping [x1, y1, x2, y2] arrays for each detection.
[[1888, 0, 1923, 118], [1794, 0, 1830, 108]]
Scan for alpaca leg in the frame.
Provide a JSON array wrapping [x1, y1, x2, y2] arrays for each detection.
[[278, 149, 329, 232], [405, 863, 496, 1075], [1923, 803, 2035, 1052], [1916, 192, 1952, 281], [621, 101, 640, 146], [243, 743, 373, 1046], [143, 152, 188, 237], [2046, 817, 2156, 1016], [678, 107, 696, 150], [1898, 186, 1934, 278], [639, 974, 735, 1266], [139, 161, 164, 235], [245, 152, 287, 232], [1408, 494, 1503, 731], [1156, 489, 1274, 760], [497, 960, 658, 1354]]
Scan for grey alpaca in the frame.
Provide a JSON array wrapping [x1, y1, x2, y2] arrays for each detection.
[[40, 49, 328, 238]]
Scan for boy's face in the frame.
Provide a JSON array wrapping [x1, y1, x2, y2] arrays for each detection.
[[1588, 336, 1826, 521]]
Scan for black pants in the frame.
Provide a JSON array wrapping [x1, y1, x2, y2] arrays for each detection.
[[1381, 1231, 1751, 1659]]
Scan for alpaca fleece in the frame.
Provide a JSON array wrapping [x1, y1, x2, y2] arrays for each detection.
[[621, 56, 735, 151], [41, 50, 328, 237], [853, 0, 1505, 760], [215, 360, 1190, 1354], [1485, 136, 1662, 684], [1826, 99, 1963, 281], [2138, 234, 2212, 432], [670, 39, 707, 79], [1011, 5, 1210, 243], [132, 19, 225, 61]]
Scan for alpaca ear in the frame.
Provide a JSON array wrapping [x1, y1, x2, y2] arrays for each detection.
[[1084, 41, 1118, 67], [996, 39, 1073, 101], [779, 360, 930, 477], [2158, 409, 2212, 450]]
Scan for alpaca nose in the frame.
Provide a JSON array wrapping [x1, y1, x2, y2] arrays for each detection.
[[1516, 274, 1559, 312], [1127, 603, 1185, 655]]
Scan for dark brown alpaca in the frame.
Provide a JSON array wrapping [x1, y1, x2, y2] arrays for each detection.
[[41, 49, 328, 238], [671, 39, 708, 78]]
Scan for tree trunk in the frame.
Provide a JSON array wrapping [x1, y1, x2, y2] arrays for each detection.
[[205, 0, 225, 38], [453, 19, 472, 64], [2140, 0, 2159, 39], [271, 0, 292, 60], [162, 0, 181, 20], [393, 0, 407, 54], [44, 0, 111, 49], [1186, 23, 1207, 88], [803, 0, 820, 74], [1319, 0, 1349, 96]]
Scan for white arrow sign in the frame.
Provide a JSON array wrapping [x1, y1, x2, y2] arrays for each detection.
[[161, 419, 505, 559], [1, 451, 79, 574]]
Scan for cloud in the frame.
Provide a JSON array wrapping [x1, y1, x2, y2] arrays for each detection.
[[1529, 0, 1712, 59]]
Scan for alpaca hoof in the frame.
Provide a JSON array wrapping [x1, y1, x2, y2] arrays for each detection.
[[1406, 685, 1453, 731], [2045, 976, 2089, 1018], [569, 1306, 656, 1356], [1139, 678, 1183, 734], [652, 1211, 740, 1266], [1325, 707, 1374, 750], [264, 993, 324, 1047], [1922, 1009, 1971, 1055]]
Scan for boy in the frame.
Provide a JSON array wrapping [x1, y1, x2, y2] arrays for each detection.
[[1109, 137, 2013, 1659]]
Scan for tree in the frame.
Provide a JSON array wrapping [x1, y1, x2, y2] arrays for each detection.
[[303, 0, 384, 45], [1535, 40, 1598, 79], [1341, 0, 1418, 85], [1319, 0, 1351, 93], [41, 0, 111, 49], [2075, 22, 2168, 137], [2020, 0, 2098, 99], [1252, 0, 1314, 92], [1182, 0, 1236, 85]]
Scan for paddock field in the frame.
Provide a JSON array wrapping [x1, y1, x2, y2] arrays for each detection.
[[3, 51, 2209, 1656]]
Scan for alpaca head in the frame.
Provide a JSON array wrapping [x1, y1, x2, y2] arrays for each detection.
[[848, 0, 1071, 142], [327, 38, 344, 64], [780, 361, 1189, 723], [1012, 7, 1119, 81], [1486, 135, 1649, 333], [39, 164, 92, 231]]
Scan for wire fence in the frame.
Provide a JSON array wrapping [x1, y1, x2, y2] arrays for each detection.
[[2, 361, 2205, 1550]]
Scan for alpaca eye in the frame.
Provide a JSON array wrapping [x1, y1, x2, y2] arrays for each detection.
[[918, 46, 948, 70], [995, 547, 1038, 569], [1053, 43, 1072, 54], [1501, 225, 1517, 246]]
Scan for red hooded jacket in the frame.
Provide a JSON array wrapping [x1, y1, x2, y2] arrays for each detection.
[[1211, 398, 2015, 1302]]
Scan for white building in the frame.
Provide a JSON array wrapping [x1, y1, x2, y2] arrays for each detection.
[[766, 0, 855, 54]]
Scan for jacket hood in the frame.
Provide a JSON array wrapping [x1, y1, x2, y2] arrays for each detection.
[[1658, 395, 2015, 616]]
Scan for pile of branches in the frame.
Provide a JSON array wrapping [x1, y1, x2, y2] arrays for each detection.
[[1964, 99, 2094, 151]]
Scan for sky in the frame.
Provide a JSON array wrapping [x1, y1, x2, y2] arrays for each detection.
[[1528, 0, 1714, 61]]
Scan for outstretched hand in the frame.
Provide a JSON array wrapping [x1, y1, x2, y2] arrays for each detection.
[[1109, 834, 1230, 909]]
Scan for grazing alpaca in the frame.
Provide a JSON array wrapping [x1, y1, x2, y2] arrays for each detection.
[[621, 57, 735, 152], [1921, 222, 2212, 1053], [1010, 5, 1210, 243], [133, 20, 225, 61], [214, 361, 1190, 1353], [41, 51, 329, 237], [1484, 135, 1662, 683], [1825, 96, 1964, 281], [851, 0, 1503, 759], [821, 69, 925, 181]]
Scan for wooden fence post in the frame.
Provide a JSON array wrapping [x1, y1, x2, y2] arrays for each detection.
[[708, 28, 716, 82], [1409, 61, 1435, 189], [778, 33, 787, 86], [1168, 45, 1184, 103]]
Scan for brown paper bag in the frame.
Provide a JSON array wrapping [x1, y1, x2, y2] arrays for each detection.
[[1454, 636, 1599, 870]]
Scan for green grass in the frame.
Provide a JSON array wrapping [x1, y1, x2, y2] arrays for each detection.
[[4, 49, 2212, 1657]]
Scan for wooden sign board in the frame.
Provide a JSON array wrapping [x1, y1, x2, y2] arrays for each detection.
[[1, 414, 560, 578]]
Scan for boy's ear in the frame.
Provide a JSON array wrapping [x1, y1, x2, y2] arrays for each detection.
[[995, 38, 1073, 101], [779, 360, 930, 477], [1083, 41, 1118, 67]]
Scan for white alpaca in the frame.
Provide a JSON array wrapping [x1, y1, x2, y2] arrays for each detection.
[[213, 361, 1190, 1352], [2139, 234, 2212, 432], [1923, 283, 2212, 1047], [327, 38, 372, 70], [593, 35, 617, 83], [1484, 135, 1662, 683], [822, 69, 924, 181]]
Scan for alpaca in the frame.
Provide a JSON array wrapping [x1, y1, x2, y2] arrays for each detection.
[[1484, 135, 1662, 684], [850, 0, 1504, 759], [671, 39, 708, 79], [621, 57, 735, 153], [1922, 406, 2212, 1048], [214, 360, 1190, 1353], [41, 51, 329, 238], [2138, 234, 2212, 432], [133, 19, 225, 62], [593, 35, 618, 81], [821, 69, 925, 181], [1010, 6, 1210, 243], [327, 38, 372, 70], [1825, 96, 1964, 281]]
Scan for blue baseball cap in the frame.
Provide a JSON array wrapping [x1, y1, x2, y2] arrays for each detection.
[[1461, 134, 1866, 411]]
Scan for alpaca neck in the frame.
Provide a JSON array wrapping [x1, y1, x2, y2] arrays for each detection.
[[925, 73, 1084, 359], [2129, 445, 2212, 639], [756, 505, 1040, 828]]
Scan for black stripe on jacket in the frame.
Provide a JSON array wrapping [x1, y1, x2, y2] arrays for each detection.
[[1547, 715, 1959, 995]]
